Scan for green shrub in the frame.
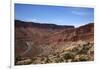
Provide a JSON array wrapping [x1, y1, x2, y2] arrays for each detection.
[[79, 55, 89, 61], [63, 52, 74, 60]]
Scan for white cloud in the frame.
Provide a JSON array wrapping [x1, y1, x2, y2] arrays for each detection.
[[71, 10, 89, 16], [70, 8, 90, 16], [27, 18, 38, 22]]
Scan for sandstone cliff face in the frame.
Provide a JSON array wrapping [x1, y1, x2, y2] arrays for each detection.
[[49, 23, 94, 44], [74, 23, 94, 41], [15, 20, 94, 64]]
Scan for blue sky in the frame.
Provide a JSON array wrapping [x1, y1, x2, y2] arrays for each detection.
[[15, 3, 94, 27]]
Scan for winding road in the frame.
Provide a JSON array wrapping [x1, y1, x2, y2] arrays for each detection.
[[21, 41, 33, 56]]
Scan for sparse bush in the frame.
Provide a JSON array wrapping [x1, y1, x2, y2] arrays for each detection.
[[45, 56, 51, 63], [15, 55, 22, 64], [80, 46, 87, 54], [57, 58, 64, 62], [73, 55, 80, 62], [63, 52, 74, 60], [78, 55, 89, 61], [41, 57, 45, 61], [16, 41, 93, 65]]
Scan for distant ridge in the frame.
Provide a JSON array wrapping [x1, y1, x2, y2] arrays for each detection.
[[15, 20, 75, 29]]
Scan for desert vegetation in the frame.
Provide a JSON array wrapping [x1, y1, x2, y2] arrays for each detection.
[[15, 41, 94, 65]]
